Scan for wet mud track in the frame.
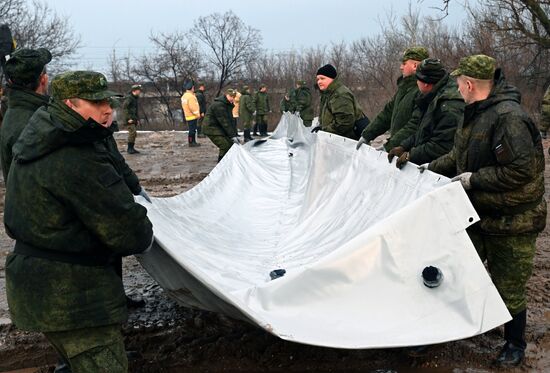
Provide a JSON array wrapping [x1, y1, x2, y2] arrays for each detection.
[[0, 132, 548, 372]]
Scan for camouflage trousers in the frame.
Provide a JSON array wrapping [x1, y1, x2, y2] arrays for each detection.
[[206, 133, 233, 161], [241, 119, 253, 131], [45, 324, 127, 373], [126, 123, 137, 143], [468, 231, 536, 316], [197, 117, 204, 136]]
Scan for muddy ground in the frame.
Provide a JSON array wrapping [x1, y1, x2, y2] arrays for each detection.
[[0, 130, 549, 373]]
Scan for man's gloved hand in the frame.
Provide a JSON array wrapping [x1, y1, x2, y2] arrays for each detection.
[[311, 126, 321, 133], [451, 172, 473, 190], [138, 187, 152, 203], [418, 163, 430, 173], [396, 151, 409, 169], [387, 146, 405, 163], [231, 136, 240, 144], [356, 137, 369, 150]]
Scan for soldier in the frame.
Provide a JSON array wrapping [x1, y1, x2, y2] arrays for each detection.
[[4, 71, 153, 372], [387, 58, 464, 168], [195, 82, 207, 138], [0, 86, 7, 127], [280, 91, 293, 113], [426, 55, 546, 367], [255, 84, 270, 137], [122, 83, 142, 154], [203, 88, 239, 161], [540, 85, 550, 141], [239, 85, 255, 142], [294, 80, 314, 127], [0, 48, 51, 182], [356, 47, 428, 150], [313, 64, 365, 139], [181, 79, 201, 147]]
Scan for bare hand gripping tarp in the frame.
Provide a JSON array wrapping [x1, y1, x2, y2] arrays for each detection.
[[137, 113, 511, 349]]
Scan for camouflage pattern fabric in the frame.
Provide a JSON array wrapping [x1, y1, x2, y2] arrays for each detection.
[[4, 48, 51, 85], [469, 231, 536, 316], [541, 86, 550, 131], [127, 123, 137, 143], [280, 97, 293, 113], [402, 46, 429, 62], [255, 91, 270, 115], [294, 85, 313, 126], [401, 74, 465, 164], [430, 69, 547, 236], [104, 122, 141, 194], [319, 79, 364, 139], [45, 324, 127, 373], [451, 54, 496, 80], [238, 91, 255, 130], [0, 87, 48, 181], [51, 71, 121, 101], [5, 99, 153, 332], [208, 134, 234, 160], [361, 74, 420, 150], [203, 95, 236, 159]]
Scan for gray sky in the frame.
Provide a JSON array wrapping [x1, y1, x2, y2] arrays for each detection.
[[49, 0, 466, 73]]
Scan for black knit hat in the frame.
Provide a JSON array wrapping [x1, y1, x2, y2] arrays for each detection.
[[316, 64, 337, 79], [415, 58, 446, 84]]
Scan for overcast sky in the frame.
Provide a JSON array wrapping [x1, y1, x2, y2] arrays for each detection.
[[50, 0, 466, 73]]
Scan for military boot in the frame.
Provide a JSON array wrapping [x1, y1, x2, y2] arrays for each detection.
[[127, 143, 139, 154], [494, 309, 527, 367], [252, 123, 259, 136], [244, 129, 253, 142], [260, 123, 268, 136]]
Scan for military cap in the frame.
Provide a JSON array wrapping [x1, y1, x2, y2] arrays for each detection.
[[296, 80, 307, 86], [451, 54, 496, 80], [416, 58, 446, 84], [242, 85, 250, 92], [259, 83, 267, 89], [402, 46, 429, 62], [225, 88, 237, 97], [130, 84, 142, 91], [4, 48, 52, 85], [51, 71, 122, 101]]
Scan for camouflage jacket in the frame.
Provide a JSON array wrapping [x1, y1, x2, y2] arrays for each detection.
[[255, 91, 270, 115], [361, 74, 420, 150], [401, 74, 464, 164], [294, 86, 314, 122], [0, 87, 49, 181], [239, 92, 255, 123], [430, 70, 546, 235], [319, 79, 364, 139], [196, 90, 207, 115], [541, 85, 550, 131], [202, 95, 236, 138], [4, 100, 153, 332], [122, 92, 139, 123], [105, 121, 141, 195], [280, 97, 293, 113]]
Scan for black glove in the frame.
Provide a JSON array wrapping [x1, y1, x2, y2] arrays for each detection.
[[311, 126, 321, 133], [387, 146, 405, 163]]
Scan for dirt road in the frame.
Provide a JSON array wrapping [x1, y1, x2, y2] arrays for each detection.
[[0, 131, 548, 372]]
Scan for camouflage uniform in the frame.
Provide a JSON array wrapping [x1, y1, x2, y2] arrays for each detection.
[[294, 81, 314, 127], [122, 86, 140, 150], [540, 85, 550, 133], [4, 71, 153, 372], [430, 56, 546, 359], [361, 47, 428, 150], [319, 79, 364, 139], [0, 48, 51, 181], [239, 86, 255, 141], [203, 91, 237, 161], [400, 73, 464, 164], [280, 94, 293, 113], [255, 86, 270, 136]]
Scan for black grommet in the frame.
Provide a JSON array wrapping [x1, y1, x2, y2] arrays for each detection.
[[270, 269, 286, 280], [289, 152, 293, 157], [422, 266, 443, 288], [468, 217, 474, 223]]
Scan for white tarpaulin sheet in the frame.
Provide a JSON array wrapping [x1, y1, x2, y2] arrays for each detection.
[[137, 113, 511, 349]]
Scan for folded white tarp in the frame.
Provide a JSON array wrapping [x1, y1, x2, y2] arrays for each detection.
[[137, 113, 511, 348]]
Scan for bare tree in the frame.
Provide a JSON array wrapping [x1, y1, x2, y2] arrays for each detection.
[[3, 0, 80, 72], [194, 10, 262, 96]]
